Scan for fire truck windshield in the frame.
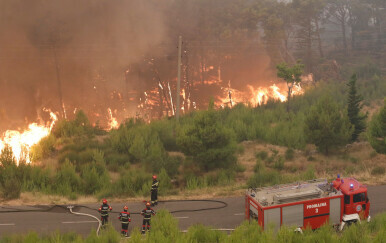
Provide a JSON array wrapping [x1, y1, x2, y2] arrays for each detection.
[[353, 193, 366, 203]]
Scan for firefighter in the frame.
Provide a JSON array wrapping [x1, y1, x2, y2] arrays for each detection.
[[151, 175, 159, 206], [118, 206, 131, 237], [98, 199, 112, 226], [141, 202, 156, 234]]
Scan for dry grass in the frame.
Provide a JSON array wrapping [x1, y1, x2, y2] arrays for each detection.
[[237, 140, 386, 185]]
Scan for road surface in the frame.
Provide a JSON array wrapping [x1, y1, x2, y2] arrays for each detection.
[[0, 185, 385, 237]]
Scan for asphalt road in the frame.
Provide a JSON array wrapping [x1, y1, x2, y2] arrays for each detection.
[[0, 185, 385, 237]]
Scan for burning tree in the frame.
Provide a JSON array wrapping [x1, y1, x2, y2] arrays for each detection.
[[276, 61, 304, 112]]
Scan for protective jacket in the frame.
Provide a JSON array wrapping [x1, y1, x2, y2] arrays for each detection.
[[151, 179, 159, 191], [98, 204, 112, 217], [118, 211, 131, 224], [141, 208, 156, 219]]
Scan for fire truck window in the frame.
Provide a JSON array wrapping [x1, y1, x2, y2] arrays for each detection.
[[344, 195, 350, 204], [353, 193, 366, 203]]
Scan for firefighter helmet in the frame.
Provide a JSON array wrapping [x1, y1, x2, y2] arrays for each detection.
[[123, 205, 128, 211], [146, 202, 151, 207], [103, 199, 107, 204], [152, 175, 157, 180]]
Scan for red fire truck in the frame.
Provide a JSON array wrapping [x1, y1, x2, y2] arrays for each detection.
[[245, 176, 370, 232]]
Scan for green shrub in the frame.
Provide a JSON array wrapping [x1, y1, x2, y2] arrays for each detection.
[[54, 159, 81, 196], [81, 162, 110, 195], [247, 170, 281, 188], [234, 163, 246, 173], [105, 152, 130, 172], [150, 155, 182, 177], [1, 211, 386, 242], [367, 99, 386, 154], [158, 168, 172, 195], [349, 156, 359, 164], [21, 165, 52, 192], [274, 156, 285, 171], [371, 166, 385, 176], [111, 169, 150, 197], [52, 110, 95, 138], [2, 173, 21, 199], [186, 176, 200, 190], [285, 148, 294, 160], [304, 95, 353, 155], [254, 159, 264, 173], [29, 134, 56, 162], [0, 149, 21, 199], [177, 109, 237, 171], [255, 151, 268, 161], [301, 165, 316, 180], [147, 209, 181, 241], [150, 119, 178, 151], [215, 169, 235, 186], [236, 144, 245, 155], [58, 150, 81, 164], [185, 224, 226, 243]]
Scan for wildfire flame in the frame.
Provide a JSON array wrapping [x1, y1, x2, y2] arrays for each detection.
[[107, 108, 119, 130], [219, 83, 304, 107], [0, 111, 57, 165]]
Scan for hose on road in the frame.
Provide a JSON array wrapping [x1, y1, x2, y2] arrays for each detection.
[[68, 206, 102, 236], [0, 199, 229, 238], [0, 199, 228, 215], [75, 199, 228, 214]]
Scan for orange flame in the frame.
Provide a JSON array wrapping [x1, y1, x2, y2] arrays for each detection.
[[107, 108, 119, 130], [0, 111, 57, 164], [218, 83, 304, 107]]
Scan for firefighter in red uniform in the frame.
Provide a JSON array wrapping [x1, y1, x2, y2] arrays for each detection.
[[98, 199, 112, 226], [118, 205, 131, 237], [141, 202, 156, 234], [151, 175, 159, 206]]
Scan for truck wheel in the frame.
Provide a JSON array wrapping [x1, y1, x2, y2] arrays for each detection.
[[342, 220, 358, 231]]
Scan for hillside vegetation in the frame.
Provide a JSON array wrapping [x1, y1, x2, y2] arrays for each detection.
[[0, 67, 385, 201]]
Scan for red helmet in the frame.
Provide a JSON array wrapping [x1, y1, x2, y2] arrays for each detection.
[[103, 199, 107, 204], [123, 205, 128, 211], [146, 202, 151, 207], [152, 175, 157, 180]]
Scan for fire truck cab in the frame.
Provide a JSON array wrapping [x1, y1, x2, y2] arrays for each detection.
[[332, 175, 370, 229], [245, 176, 370, 232]]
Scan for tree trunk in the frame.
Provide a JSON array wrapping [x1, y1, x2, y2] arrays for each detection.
[[287, 84, 292, 112], [306, 23, 313, 73], [341, 19, 348, 54], [315, 20, 324, 58], [351, 25, 356, 50], [158, 85, 163, 119], [52, 45, 66, 119]]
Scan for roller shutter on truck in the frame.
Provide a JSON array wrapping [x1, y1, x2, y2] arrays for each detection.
[[264, 208, 280, 231], [329, 198, 341, 224], [282, 204, 304, 228]]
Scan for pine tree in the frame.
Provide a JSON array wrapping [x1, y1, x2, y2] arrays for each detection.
[[368, 99, 386, 154], [176, 108, 236, 171], [347, 74, 367, 141], [304, 95, 353, 155]]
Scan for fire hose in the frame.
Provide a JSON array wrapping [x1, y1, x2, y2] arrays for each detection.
[[0, 199, 228, 237]]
